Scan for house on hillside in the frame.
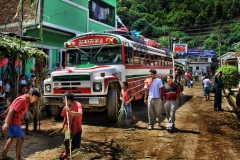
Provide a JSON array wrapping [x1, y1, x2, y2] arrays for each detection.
[[220, 51, 240, 72], [0, 0, 117, 75]]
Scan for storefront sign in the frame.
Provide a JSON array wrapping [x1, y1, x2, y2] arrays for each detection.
[[176, 49, 215, 58]]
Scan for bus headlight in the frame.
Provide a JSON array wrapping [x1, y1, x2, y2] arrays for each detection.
[[93, 82, 102, 92], [45, 84, 51, 93]]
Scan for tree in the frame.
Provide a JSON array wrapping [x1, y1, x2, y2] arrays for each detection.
[[216, 65, 240, 90], [0, 34, 49, 131]]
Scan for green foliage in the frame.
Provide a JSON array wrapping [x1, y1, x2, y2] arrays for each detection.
[[130, 4, 148, 13], [0, 35, 49, 61], [130, 18, 148, 32], [203, 33, 218, 49], [158, 38, 169, 48], [117, 0, 240, 52], [216, 65, 240, 90]]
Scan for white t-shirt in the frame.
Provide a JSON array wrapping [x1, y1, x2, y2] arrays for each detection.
[[203, 78, 211, 87], [5, 84, 10, 92], [0, 93, 5, 98], [20, 80, 27, 85], [144, 78, 163, 98]]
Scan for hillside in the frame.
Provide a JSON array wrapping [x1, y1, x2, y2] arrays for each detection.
[[117, 0, 240, 56]]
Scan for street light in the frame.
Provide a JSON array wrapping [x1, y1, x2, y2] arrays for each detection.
[[170, 37, 176, 79]]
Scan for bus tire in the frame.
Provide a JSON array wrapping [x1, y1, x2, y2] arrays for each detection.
[[107, 89, 118, 122], [50, 105, 61, 119]]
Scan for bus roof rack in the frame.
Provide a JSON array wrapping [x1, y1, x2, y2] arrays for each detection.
[[103, 30, 145, 45]]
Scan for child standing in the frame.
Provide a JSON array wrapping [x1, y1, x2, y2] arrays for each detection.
[[119, 81, 135, 126], [190, 79, 194, 88], [58, 92, 83, 160]]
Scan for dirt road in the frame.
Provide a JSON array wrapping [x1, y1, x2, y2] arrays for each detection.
[[1, 82, 240, 159]]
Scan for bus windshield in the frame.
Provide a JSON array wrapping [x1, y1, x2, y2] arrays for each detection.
[[66, 46, 122, 67]]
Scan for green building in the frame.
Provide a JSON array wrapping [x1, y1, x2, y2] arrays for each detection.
[[24, 0, 116, 74]]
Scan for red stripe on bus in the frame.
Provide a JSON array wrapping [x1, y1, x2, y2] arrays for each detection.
[[57, 65, 110, 71], [104, 77, 119, 89], [53, 88, 91, 94], [75, 65, 109, 70], [125, 65, 172, 69]]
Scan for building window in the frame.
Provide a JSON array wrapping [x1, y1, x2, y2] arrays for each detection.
[[89, 0, 115, 27]]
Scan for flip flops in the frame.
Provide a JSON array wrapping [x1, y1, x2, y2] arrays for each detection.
[[59, 151, 68, 160]]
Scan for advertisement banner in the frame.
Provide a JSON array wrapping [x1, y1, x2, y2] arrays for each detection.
[[173, 44, 188, 54], [176, 49, 215, 58]]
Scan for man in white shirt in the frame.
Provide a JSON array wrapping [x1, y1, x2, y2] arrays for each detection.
[[144, 69, 164, 130]]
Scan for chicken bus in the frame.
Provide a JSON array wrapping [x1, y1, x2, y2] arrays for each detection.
[[43, 30, 173, 122]]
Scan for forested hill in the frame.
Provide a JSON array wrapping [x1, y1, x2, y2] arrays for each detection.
[[117, 0, 240, 55]]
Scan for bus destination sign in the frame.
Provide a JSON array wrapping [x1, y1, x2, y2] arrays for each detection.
[[71, 35, 119, 46]]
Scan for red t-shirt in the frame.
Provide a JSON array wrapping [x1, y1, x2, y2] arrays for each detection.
[[61, 101, 82, 134], [186, 73, 191, 79], [162, 82, 181, 100], [8, 95, 29, 126]]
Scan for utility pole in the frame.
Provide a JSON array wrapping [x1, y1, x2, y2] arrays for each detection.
[[218, 26, 221, 67]]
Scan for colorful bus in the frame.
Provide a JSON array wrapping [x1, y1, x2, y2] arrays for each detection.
[[43, 30, 173, 122]]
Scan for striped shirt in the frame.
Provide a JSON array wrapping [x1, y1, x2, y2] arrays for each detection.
[[162, 82, 180, 100]]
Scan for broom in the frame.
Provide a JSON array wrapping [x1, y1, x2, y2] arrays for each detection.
[[65, 96, 72, 160]]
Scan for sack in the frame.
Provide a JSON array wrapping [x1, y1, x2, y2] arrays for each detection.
[[209, 85, 215, 93], [117, 102, 126, 124]]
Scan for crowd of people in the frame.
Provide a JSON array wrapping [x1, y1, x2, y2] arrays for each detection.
[[1, 64, 240, 160], [123, 68, 228, 135]]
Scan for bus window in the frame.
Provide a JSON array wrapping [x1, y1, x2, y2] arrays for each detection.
[[140, 53, 145, 65], [66, 51, 81, 67], [146, 54, 150, 66], [155, 55, 159, 66], [134, 52, 140, 65], [88, 46, 122, 64], [151, 55, 155, 66], [124, 46, 133, 64]]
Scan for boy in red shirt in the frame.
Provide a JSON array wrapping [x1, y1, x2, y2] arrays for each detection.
[[58, 92, 83, 159], [0, 88, 40, 160], [162, 75, 181, 133]]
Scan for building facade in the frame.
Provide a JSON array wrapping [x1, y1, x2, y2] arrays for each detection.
[[0, 0, 117, 75]]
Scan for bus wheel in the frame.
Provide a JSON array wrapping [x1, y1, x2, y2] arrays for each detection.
[[107, 89, 118, 122], [50, 105, 61, 119]]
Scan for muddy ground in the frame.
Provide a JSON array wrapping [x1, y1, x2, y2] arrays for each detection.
[[1, 82, 240, 160]]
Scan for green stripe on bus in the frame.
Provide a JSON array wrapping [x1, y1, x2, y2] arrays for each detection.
[[126, 74, 149, 78], [76, 64, 95, 68], [53, 75, 90, 81]]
